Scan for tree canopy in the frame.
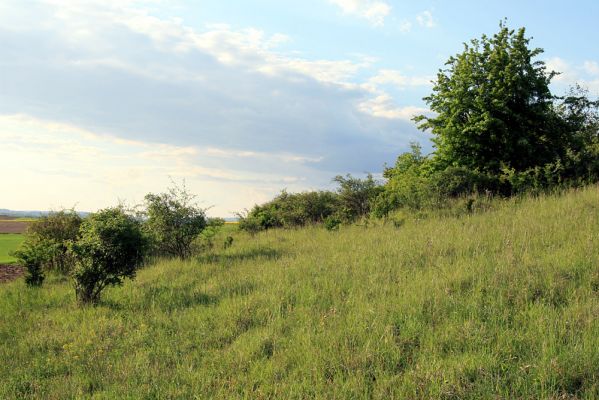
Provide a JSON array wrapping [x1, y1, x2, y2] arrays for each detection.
[[414, 21, 564, 174]]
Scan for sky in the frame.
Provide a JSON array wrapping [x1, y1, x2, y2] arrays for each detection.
[[1, 0, 598, 217]]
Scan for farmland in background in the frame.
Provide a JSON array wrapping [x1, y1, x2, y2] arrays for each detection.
[[0, 215, 29, 265]]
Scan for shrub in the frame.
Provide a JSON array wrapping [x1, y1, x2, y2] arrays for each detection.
[[144, 184, 207, 259], [13, 241, 50, 286], [69, 207, 146, 304], [333, 174, 382, 222], [23, 209, 82, 275], [194, 218, 225, 252], [237, 212, 265, 236], [324, 215, 341, 231], [238, 190, 339, 232], [429, 167, 500, 197]]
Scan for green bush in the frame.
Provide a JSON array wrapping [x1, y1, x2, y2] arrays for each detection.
[[333, 174, 382, 222], [237, 212, 265, 235], [22, 210, 82, 275], [429, 167, 499, 197], [12, 241, 50, 287], [324, 215, 341, 231], [69, 207, 146, 305], [194, 218, 225, 252], [144, 184, 207, 259], [238, 190, 339, 232]]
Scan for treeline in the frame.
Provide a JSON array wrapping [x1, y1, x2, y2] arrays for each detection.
[[239, 22, 599, 232], [14, 185, 227, 304]]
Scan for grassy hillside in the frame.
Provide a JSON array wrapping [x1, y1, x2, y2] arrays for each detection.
[[0, 234, 24, 264], [1, 187, 598, 399]]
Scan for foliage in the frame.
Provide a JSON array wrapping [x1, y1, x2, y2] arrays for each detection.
[[194, 218, 225, 252], [236, 212, 265, 236], [223, 235, 234, 249], [373, 23, 599, 218], [333, 173, 383, 221], [144, 183, 207, 259], [22, 210, 82, 274], [238, 190, 339, 232], [324, 215, 341, 231], [372, 144, 435, 216], [1, 186, 599, 398], [414, 21, 562, 174], [69, 207, 146, 304], [12, 241, 50, 286]]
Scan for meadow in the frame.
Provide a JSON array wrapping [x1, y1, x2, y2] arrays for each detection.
[[0, 233, 24, 264], [1, 187, 598, 399]]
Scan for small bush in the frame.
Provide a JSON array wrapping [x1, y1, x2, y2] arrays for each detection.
[[69, 207, 146, 305], [237, 212, 265, 236], [22, 209, 82, 275], [333, 174, 383, 222], [194, 218, 225, 253], [238, 190, 340, 232], [324, 215, 341, 231], [144, 183, 207, 259], [13, 242, 50, 286]]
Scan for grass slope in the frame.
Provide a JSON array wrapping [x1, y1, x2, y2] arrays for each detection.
[[1, 187, 598, 399], [0, 234, 24, 264]]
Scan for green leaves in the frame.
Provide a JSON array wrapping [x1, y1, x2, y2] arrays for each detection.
[[70, 207, 146, 304], [415, 22, 558, 174]]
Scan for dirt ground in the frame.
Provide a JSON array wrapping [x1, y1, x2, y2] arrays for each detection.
[[0, 264, 24, 283], [0, 221, 29, 234]]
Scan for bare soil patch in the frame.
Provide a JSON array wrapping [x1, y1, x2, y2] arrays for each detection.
[[0, 221, 29, 234], [0, 264, 24, 283]]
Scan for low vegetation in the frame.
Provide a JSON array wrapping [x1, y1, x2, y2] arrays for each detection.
[[2, 21, 598, 398], [1, 186, 598, 398], [239, 23, 599, 231]]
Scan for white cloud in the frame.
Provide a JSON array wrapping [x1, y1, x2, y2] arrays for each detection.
[[0, 0, 426, 213], [329, 0, 391, 27], [399, 20, 413, 33], [358, 94, 429, 121], [545, 57, 599, 93], [368, 69, 433, 89], [583, 61, 599, 76], [416, 10, 435, 28]]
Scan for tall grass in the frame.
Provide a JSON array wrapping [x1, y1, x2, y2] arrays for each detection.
[[1, 186, 598, 399]]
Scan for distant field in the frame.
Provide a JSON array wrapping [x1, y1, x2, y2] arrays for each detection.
[[0, 215, 38, 222], [0, 220, 30, 234], [0, 234, 24, 264]]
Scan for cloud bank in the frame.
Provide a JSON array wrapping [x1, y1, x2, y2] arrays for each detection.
[[0, 0, 426, 215]]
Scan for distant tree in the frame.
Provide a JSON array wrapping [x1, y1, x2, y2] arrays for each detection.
[[414, 21, 565, 174], [69, 207, 146, 304], [144, 183, 207, 259]]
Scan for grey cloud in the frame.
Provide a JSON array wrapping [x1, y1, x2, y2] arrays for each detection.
[[0, 14, 422, 178]]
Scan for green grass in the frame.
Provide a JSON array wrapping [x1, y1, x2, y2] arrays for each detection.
[[0, 234, 24, 264], [1, 187, 598, 399]]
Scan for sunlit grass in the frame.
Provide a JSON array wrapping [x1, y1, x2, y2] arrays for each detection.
[[0, 234, 24, 264], [1, 186, 598, 398]]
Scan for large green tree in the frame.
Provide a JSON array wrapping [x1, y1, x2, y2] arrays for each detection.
[[415, 22, 565, 174]]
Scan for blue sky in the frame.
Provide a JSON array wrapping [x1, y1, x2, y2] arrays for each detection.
[[1, 0, 598, 216]]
